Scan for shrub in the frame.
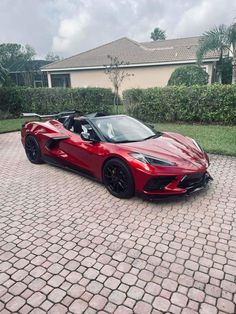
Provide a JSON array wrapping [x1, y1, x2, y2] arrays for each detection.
[[123, 84, 236, 125], [168, 65, 209, 86], [0, 87, 114, 118]]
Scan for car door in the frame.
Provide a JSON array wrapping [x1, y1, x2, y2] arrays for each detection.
[[58, 119, 104, 178]]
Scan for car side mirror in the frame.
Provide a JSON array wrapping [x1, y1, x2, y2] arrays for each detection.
[[81, 131, 98, 143], [81, 131, 90, 141]]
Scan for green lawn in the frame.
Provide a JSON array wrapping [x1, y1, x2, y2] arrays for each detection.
[[0, 118, 30, 133], [155, 123, 236, 157], [0, 118, 235, 156]]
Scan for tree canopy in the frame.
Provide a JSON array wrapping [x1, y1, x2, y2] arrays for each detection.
[[0, 43, 36, 70], [197, 22, 236, 83], [45, 52, 61, 62], [150, 27, 166, 41]]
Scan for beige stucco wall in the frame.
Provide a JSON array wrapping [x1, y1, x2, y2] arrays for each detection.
[[48, 62, 214, 93]]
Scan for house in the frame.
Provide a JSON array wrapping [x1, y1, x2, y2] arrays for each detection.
[[41, 36, 221, 92], [9, 60, 52, 87]]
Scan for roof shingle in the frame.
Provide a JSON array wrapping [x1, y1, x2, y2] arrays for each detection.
[[42, 36, 221, 70]]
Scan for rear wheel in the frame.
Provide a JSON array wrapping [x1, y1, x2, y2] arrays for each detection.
[[25, 135, 44, 164], [103, 158, 134, 198]]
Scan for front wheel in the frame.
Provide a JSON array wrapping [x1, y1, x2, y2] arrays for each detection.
[[103, 158, 134, 198], [25, 135, 44, 164]]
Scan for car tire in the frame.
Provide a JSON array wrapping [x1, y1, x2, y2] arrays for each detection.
[[103, 158, 134, 198], [25, 135, 44, 164]]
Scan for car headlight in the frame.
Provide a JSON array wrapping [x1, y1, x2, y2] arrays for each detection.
[[129, 152, 176, 166]]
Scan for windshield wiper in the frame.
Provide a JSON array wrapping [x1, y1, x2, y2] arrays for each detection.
[[112, 133, 162, 143], [143, 133, 162, 141], [115, 140, 141, 143]]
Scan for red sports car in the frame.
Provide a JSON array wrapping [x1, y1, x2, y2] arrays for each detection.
[[21, 112, 212, 199]]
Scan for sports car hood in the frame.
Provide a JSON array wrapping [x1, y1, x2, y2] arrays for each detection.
[[121, 132, 208, 169]]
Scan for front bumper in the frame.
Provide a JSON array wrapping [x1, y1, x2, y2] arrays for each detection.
[[136, 171, 213, 196], [179, 172, 213, 195]]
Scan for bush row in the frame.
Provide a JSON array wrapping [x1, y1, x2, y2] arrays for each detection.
[[123, 84, 236, 124], [1, 85, 236, 124], [0, 87, 114, 118]]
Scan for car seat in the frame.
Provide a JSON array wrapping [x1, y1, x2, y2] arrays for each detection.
[[73, 121, 83, 134]]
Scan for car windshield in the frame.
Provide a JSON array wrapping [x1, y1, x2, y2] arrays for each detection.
[[92, 115, 161, 143]]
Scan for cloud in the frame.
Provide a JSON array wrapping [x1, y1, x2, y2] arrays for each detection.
[[0, 0, 58, 57], [0, 0, 235, 58], [52, 0, 236, 56], [52, 1, 92, 54], [171, 0, 236, 37], [52, 0, 172, 54]]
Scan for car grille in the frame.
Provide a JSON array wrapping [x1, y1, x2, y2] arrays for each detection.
[[178, 173, 206, 189], [144, 176, 176, 192]]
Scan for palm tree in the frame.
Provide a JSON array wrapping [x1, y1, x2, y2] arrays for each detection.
[[229, 23, 236, 83], [150, 27, 166, 41], [197, 23, 236, 83]]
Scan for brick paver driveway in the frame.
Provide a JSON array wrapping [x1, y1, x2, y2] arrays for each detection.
[[0, 132, 236, 314]]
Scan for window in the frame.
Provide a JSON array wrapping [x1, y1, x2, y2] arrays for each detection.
[[51, 74, 71, 88]]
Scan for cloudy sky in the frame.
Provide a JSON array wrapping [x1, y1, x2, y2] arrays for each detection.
[[1, 0, 235, 58]]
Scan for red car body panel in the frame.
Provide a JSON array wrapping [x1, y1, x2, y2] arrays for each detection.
[[21, 117, 211, 197]]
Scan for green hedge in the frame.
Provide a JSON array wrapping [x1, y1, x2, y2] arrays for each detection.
[[168, 65, 208, 86], [0, 87, 114, 118], [123, 84, 236, 124], [1, 85, 236, 124]]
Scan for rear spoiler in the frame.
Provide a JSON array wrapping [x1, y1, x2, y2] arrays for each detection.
[[21, 111, 76, 120]]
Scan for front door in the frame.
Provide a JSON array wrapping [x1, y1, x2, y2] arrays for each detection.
[[58, 119, 102, 178]]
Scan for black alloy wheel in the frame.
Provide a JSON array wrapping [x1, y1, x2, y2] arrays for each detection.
[[25, 135, 44, 164], [103, 158, 134, 198]]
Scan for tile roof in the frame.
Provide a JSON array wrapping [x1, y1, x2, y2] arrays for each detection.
[[42, 36, 221, 71]]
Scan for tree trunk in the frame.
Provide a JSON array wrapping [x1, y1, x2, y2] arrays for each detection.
[[113, 93, 116, 112], [115, 87, 119, 114], [217, 51, 223, 84], [232, 44, 236, 84]]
